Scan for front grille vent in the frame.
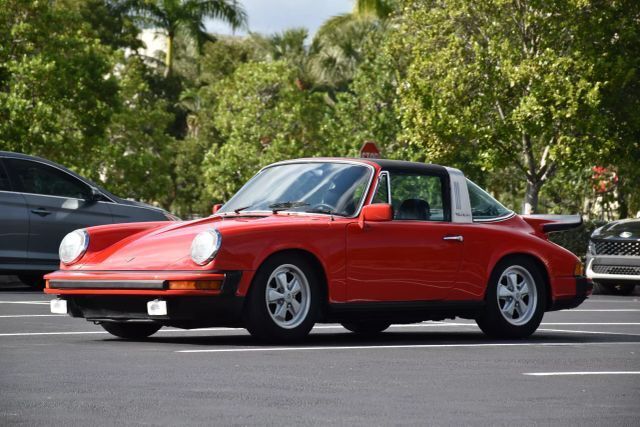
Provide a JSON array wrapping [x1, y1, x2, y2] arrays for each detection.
[[594, 240, 640, 256], [592, 265, 640, 276]]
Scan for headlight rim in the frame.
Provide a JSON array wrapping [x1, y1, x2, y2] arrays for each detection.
[[190, 229, 222, 266], [59, 229, 90, 265]]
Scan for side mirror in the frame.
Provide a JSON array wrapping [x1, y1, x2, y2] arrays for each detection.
[[361, 203, 393, 222], [212, 203, 223, 214], [87, 187, 102, 203]]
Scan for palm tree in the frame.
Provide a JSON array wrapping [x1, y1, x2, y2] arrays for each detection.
[[310, 0, 394, 90], [132, 0, 247, 77]]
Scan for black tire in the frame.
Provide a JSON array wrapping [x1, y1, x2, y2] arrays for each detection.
[[18, 274, 45, 289], [606, 283, 636, 296], [341, 321, 391, 336], [592, 281, 609, 295], [476, 257, 545, 339], [243, 253, 320, 343], [101, 322, 161, 340]]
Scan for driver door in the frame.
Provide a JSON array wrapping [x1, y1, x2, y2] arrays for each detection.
[[346, 171, 464, 302]]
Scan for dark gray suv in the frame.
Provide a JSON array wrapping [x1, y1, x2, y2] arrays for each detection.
[[0, 151, 178, 287]]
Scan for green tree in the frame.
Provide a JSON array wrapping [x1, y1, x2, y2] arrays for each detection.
[[310, 0, 395, 92], [201, 61, 330, 202], [131, 0, 247, 77], [391, 0, 613, 214], [0, 0, 119, 172], [101, 56, 176, 208]]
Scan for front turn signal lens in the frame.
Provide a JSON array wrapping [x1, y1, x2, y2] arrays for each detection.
[[168, 280, 222, 290], [574, 261, 584, 276]]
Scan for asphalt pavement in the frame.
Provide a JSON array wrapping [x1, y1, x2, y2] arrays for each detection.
[[0, 279, 638, 426]]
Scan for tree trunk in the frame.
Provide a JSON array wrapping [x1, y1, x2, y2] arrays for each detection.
[[164, 33, 174, 77], [523, 179, 540, 214]]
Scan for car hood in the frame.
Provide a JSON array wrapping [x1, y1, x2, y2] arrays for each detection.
[[74, 214, 333, 271], [592, 219, 640, 240]]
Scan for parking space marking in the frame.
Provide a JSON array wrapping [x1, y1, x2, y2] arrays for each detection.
[[0, 301, 49, 305], [0, 314, 66, 318], [177, 341, 640, 354], [2, 322, 639, 337], [523, 371, 640, 376], [538, 328, 640, 337], [567, 309, 640, 312]]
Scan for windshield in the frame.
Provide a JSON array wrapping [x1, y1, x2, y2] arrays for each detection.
[[219, 162, 373, 217]]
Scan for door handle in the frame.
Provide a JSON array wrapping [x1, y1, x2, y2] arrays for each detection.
[[443, 235, 463, 242], [31, 208, 52, 216]]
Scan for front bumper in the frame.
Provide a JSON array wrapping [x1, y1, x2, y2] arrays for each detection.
[[45, 271, 246, 328], [549, 276, 592, 311], [586, 254, 640, 285]]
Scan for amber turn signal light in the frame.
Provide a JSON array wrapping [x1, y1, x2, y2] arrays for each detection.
[[574, 261, 584, 276], [167, 280, 222, 290]]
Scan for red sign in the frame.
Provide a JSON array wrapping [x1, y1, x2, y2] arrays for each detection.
[[359, 141, 381, 159]]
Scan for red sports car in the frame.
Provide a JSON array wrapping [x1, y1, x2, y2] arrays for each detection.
[[45, 159, 591, 342]]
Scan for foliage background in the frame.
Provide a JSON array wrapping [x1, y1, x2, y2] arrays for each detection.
[[0, 0, 638, 228]]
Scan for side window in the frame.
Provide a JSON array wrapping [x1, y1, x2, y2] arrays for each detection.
[[5, 158, 90, 199], [390, 173, 445, 221], [466, 179, 511, 220], [0, 160, 11, 191], [372, 172, 389, 204]]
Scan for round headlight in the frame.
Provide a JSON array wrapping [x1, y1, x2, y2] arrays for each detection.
[[59, 229, 89, 265], [190, 229, 221, 265]]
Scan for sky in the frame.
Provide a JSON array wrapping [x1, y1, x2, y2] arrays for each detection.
[[205, 0, 353, 39]]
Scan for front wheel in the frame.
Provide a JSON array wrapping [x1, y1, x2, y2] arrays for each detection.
[[476, 257, 545, 339], [243, 254, 320, 343], [101, 322, 161, 340]]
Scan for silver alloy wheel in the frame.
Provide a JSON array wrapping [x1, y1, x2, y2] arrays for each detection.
[[496, 265, 538, 326], [265, 264, 311, 329]]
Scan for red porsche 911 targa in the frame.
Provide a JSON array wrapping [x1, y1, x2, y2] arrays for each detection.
[[45, 159, 592, 342]]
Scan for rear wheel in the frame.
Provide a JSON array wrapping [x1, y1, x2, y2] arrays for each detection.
[[243, 254, 320, 343], [341, 321, 390, 336], [476, 257, 545, 339], [101, 322, 161, 340]]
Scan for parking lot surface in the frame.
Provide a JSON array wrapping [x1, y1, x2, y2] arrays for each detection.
[[1, 280, 638, 426]]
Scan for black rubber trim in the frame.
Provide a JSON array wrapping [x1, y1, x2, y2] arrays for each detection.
[[221, 271, 242, 296], [50, 280, 165, 290], [541, 215, 582, 232], [63, 295, 245, 328], [326, 300, 484, 323]]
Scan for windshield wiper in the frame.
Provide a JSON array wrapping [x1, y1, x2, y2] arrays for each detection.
[[233, 205, 253, 214], [268, 201, 309, 213]]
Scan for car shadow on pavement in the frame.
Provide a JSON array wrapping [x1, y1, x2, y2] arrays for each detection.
[[119, 328, 639, 348]]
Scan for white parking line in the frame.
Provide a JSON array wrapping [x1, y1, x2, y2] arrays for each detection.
[[0, 301, 49, 305], [177, 341, 640, 354], [538, 328, 640, 337], [523, 371, 640, 376], [2, 322, 639, 337], [566, 309, 640, 312], [0, 314, 66, 318]]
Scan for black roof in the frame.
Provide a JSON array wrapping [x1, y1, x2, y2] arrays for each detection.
[[367, 159, 448, 175]]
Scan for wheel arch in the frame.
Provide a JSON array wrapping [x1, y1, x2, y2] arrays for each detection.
[[486, 252, 552, 310]]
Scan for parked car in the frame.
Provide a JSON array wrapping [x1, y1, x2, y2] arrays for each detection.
[[0, 151, 178, 287], [44, 158, 591, 342], [586, 219, 640, 295]]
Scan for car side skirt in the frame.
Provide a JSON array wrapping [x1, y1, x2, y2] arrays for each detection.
[[324, 300, 485, 323]]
